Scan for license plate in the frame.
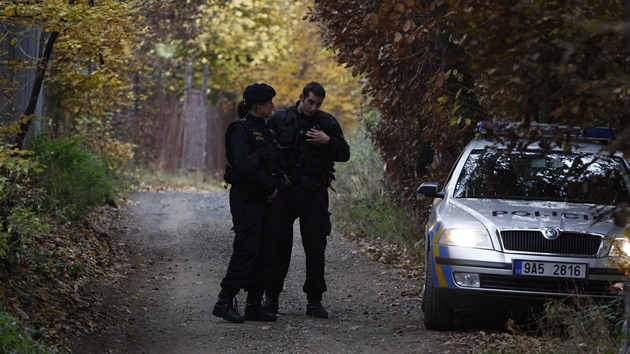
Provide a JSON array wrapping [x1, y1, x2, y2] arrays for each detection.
[[513, 260, 587, 279]]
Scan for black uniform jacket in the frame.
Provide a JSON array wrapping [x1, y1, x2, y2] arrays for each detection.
[[269, 103, 350, 178], [225, 114, 285, 206]]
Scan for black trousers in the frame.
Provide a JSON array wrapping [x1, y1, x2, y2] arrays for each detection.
[[220, 186, 275, 293], [267, 184, 331, 302]]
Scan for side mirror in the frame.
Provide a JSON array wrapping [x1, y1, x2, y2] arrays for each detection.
[[416, 182, 445, 198]]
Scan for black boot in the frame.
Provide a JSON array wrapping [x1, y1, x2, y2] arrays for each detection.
[[262, 291, 279, 315], [306, 301, 329, 318], [306, 294, 328, 319], [213, 289, 244, 323], [245, 290, 277, 322]]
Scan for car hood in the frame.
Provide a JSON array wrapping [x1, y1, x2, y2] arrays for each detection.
[[450, 197, 623, 236]]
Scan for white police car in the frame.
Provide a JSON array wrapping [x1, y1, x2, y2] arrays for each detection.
[[417, 123, 630, 330]]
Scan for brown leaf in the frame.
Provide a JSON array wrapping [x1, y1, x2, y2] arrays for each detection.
[[362, 13, 372, 26], [13, 304, 30, 320], [370, 12, 379, 25], [403, 19, 412, 32]]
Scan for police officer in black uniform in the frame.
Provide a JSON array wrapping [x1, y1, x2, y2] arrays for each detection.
[[213, 83, 288, 323], [263, 82, 350, 318]]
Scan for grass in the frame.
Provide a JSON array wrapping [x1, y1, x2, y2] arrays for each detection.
[[327, 123, 425, 321], [472, 298, 622, 354], [329, 123, 423, 251], [535, 298, 621, 353], [131, 168, 226, 193]]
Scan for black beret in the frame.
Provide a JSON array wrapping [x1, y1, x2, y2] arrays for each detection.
[[243, 83, 276, 103]]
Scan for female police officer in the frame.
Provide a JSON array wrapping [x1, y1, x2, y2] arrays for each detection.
[[213, 83, 288, 323]]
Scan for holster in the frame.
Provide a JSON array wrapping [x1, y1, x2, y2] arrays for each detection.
[[290, 175, 323, 192]]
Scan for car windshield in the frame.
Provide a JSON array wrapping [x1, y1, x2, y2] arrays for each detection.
[[453, 149, 630, 204]]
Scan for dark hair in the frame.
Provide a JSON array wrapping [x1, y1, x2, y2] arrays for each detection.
[[302, 82, 325, 98], [237, 99, 253, 119]]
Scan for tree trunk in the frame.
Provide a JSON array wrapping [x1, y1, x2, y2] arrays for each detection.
[[624, 0, 630, 50], [16, 31, 58, 149]]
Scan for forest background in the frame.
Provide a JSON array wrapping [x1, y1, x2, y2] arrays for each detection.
[[3, 0, 630, 352]]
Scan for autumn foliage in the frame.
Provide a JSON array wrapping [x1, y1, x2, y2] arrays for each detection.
[[309, 1, 479, 205], [309, 0, 630, 207]]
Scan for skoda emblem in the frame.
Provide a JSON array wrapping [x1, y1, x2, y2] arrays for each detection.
[[542, 227, 560, 240]]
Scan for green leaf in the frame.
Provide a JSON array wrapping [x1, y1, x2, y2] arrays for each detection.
[[450, 103, 461, 115], [455, 88, 462, 100], [449, 117, 461, 126]]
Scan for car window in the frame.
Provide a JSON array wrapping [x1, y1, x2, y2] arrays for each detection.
[[453, 149, 630, 204]]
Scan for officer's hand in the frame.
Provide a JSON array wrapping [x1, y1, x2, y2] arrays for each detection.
[[306, 128, 330, 145], [267, 188, 279, 203], [284, 174, 292, 186]]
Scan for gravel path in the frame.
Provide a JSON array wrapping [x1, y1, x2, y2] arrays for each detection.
[[71, 191, 474, 353]]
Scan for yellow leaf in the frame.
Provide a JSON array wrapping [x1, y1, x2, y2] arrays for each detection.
[[1, 5, 16, 17]]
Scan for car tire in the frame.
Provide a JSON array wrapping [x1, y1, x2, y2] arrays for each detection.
[[423, 253, 454, 331]]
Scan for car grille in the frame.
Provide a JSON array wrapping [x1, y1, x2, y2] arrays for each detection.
[[500, 231, 601, 256], [480, 274, 616, 296]]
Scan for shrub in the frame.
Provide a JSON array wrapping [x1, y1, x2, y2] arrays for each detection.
[[0, 310, 56, 354], [32, 136, 117, 218], [0, 136, 45, 268]]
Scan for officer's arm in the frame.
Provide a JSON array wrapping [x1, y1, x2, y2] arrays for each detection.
[[322, 121, 350, 162]]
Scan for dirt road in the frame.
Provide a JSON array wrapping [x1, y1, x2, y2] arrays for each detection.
[[70, 191, 473, 353]]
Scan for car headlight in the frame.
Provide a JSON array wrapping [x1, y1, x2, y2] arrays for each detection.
[[439, 229, 493, 249], [611, 238, 630, 257]]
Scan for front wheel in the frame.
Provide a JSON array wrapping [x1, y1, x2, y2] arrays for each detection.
[[422, 254, 454, 330]]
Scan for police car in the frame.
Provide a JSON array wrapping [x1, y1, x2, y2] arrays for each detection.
[[417, 122, 630, 330]]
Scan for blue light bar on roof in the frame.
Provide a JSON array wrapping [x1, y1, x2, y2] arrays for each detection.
[[583, 127, 616, 140], [476, 121, 616, 141], [475, 121, 486, 133], [475, 121, 514, 134]]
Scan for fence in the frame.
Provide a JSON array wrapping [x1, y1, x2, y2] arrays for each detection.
[[0, 23, 45, 144], [180, 89, 233, 181], [151, 78, 234, 181]]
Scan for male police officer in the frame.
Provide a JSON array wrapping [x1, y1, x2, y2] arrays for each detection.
[[263, 82, 350, 318]]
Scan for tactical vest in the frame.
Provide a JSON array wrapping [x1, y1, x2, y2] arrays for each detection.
[[273, 108, 335, 181]]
